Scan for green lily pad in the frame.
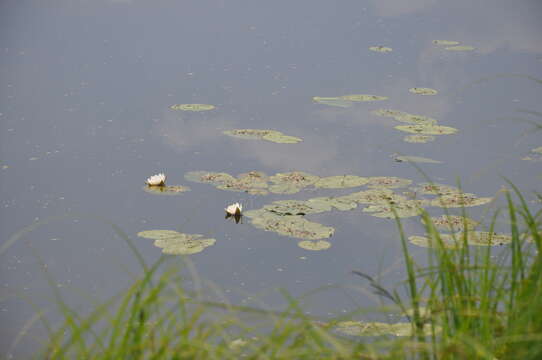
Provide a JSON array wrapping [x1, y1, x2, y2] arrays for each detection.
[[250, 212, 334, 240], [430, 193, 493, 208], [367, 177, 412, 189], [433, 40, 460, 46], [269, 171, 320, 188], [411, 183, 461, 196], [314, 175, 369, 189], [298, 240, 332, 251], [184, 171, 236, 185], [307, 196, 358, 211], [372, 109, 438, 126], [142, 185, 191, 195], [340, 188, 396, 204], [362, 199, 424, 218], [409, 87, 438, 95], [138, 230, 216, 255], [445, 45, 475, 51], [340, 94, 388, 102], [335, 321, 436, 337], [423, 215, 479, 232], [268, 183, 303, 194], [395, 124, 458, 135], [394, 155, 442, 164], [522, 146, 542, 161], [532, 146, 542, 154], [369, 46, 392, 53], [409, 231, 511, 248], [170, 104, 215, 111], [262, 200, 332, 216], [313, 97, 354, 108], [403, 135, 435, 143], [224, 129, 302, 143]]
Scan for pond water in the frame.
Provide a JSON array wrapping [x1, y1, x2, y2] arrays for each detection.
[[1, 0, 541, 356]]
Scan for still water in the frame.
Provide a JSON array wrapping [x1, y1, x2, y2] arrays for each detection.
[[1, 0, 541, 356]]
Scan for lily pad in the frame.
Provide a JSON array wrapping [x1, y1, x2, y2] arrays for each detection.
[[170, 104, 215, 111], [184, 171, 236, 185], [340, 94, 388, 102], [340, 188, 396, 204], [307, 196, 358, 211], [138, 230, 216, 255], [409, 231, 511, 248], [430, 193, 493, 208], [335, 321, 436, 337], [298, 240, 332, 251], [522, 146, 542, 161], [224, 129, 302, 143], [433, 40, 460, 46], [409, 87, 438, 95], [269, 171, 320, 192], [366, 177, 412, 189], [395, 124, 458, 135], [411, 183, 461, 196], [445, 45, 475, 51], [313, 97, 353, 108], [422, 215, 478, 232], [262, 200, 331, 216], [142, 185, 191, 195], [314, 175, 369, 189], [394, 155, 442, 164], [369, 46, 392, 53], [362, 199, 424, 218], [532, 146, 542, 154], [372, 109, 438, 126], [403, 135, 435, 143], [249, 212, 334, 240]]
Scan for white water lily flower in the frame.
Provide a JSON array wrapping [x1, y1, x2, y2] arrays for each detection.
[[146, 173, 166, 186], [225, 202, 243, 216]]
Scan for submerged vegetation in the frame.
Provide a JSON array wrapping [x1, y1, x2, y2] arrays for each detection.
[[35, 185, 541, 359]]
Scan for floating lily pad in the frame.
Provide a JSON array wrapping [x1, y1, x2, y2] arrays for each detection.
[[268, 171, 320, 194], [372, 109, 437, 126], [313, 97, 353, 108], [403, 135, 435, 143], [411, 183, 461, 196], [409, 231, 511, 248], [433, 40, 460, 46], [249, 212, 334, 240], [394, 155, 442, 164], [340, 94, 388, 102], [340, 188, 396, 204], [430, 193, 492, 208], [298, 240, 332, 251], [423, 215, 478, 232], [314, 175, 369, 189], [522, 146, 542, 161], [367, 177, 412, 189], [395, 124, 458, 135], [307, 196, 358, 211], [170, 104, 215, 111], [369, 46, 392, 53], [532, 146, 542, 154], [445, 45, 475, 51], [409, 87, 438, 95], [362, 199, 424, 218], [335, 321, 436, 337], [185, 171, 236, 185], [262, 200, 331, 216], [142, 185, 191, 195], [224, 129, 302, 143], [138, 230, 216, 255]]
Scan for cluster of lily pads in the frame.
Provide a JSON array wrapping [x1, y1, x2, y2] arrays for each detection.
[[369, 46, 392, 53], [313, 94, 388, 108], [371, 108, 458, 143], [183, 170, 494, 250]]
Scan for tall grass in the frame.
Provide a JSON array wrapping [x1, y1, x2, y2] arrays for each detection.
[[24, 185, 542, 359]]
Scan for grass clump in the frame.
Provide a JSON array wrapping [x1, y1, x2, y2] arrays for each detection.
[[29, 186, 542, 359]]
